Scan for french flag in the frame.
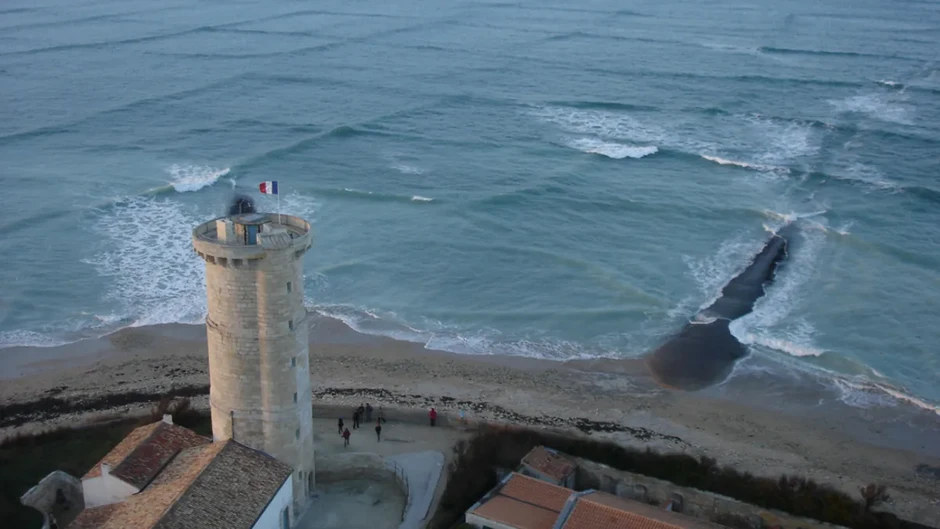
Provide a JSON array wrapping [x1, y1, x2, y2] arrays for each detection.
[[259, 181, 278, 195]]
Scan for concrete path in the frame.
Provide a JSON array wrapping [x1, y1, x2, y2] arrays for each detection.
[[386, 451, 445, 529]]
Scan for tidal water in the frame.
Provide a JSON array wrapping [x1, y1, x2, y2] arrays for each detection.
[[1, 0, 939, 413]]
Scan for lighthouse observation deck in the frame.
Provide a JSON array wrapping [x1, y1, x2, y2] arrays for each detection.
[[192, 212, 312, 262]]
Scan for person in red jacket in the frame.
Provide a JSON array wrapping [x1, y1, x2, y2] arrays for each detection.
[[342, 427, 351, 447], [429, 407, 438, 427]]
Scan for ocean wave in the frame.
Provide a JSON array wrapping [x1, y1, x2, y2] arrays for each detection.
[[411, 195, 434, 202], [700, 155, 788, 173], [531, 105, 665, 144], [829, 94, 913, 125], [0, 329, 70, 349], [391, 162, 426, 175], [317, 187, 438, 205], [876, 79, 904, 88], [758, 46, 889, 60], [568, 138, 658, 159], [167, 164, 230, 193]]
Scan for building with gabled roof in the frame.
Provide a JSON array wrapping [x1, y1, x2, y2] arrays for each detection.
[[68, 418, 294, 529], [519, 446, 577, 488], [465, 460, 728, 529]]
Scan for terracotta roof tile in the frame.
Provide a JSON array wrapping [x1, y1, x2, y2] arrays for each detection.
[[472, 495, 560, 529], [562, 492, 724, 529], [111, 423, 210, 488], [83, 422, 162, 480], [522, 446, 576, 481], [500, 472, 573, 512]]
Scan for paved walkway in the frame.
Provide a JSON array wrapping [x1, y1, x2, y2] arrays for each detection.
[[312, 418, 466, 529]]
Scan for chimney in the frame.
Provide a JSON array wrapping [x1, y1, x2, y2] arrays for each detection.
[[162, 414, 173, 425], [101, 463, 111, 477]]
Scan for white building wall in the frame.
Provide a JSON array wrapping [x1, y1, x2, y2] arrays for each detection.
[[465, 512, 519, 529], [81, 474, 138, 508], [251, 478, 293, 529]]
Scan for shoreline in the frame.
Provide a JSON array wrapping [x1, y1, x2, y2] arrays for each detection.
[[2, 314, 940, 525]]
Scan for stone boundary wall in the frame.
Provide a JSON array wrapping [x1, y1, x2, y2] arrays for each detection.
[[314, 452, 398, 484], [574, 457, 851, 529]]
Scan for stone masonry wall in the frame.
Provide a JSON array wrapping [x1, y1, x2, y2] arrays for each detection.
[[196, 219, 314, 517]]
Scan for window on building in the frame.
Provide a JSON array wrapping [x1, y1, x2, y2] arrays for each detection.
[[288, 319, 294, 331], [295, 428, 300, 440], [291, 357, 296, 367], [287, 281, 292, 293], [280, 507, 289, 529], [293, 392, 298, 403]]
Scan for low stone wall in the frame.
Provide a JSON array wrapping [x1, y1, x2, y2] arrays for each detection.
[[574, 458, 850, 529], [315, 452, 399, 484]]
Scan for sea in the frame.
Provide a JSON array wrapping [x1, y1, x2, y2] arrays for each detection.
[[1, 0, 939, 415]]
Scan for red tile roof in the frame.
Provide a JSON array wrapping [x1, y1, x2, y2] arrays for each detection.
[[83, 421, 209, 489], [561, 492, 723, 529], [500, 472, 573, 511], [472, 496, 560, 529], [469, 473, 574, 529], [522, 446, 576, 481]]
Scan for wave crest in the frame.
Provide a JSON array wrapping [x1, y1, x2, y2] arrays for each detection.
[[569, 138, 658, 159], [168, 164, 230, 193]]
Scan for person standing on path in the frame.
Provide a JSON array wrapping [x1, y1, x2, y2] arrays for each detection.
[[375, 420, 382, 442], [353, 410, 360, 429], [429, 407, 438, 427], [338, 417, 344, 435], [357, 403, 365, 422], [365, 403, 373, 422], [342, 427, 351, 447]]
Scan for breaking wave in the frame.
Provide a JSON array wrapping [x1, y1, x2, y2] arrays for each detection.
[[568, 138, 658, 159], [168, 164, 231, 193]]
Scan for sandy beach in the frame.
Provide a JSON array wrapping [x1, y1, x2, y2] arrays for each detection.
[[1, 314, 939, 526]]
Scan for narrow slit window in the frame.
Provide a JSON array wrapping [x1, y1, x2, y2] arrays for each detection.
[[291, 357, 296, 367], [293, 392, 298, 403], [288, 319, 294, 331], [287, 281, 292, 293], [295, 428, 300, 440]]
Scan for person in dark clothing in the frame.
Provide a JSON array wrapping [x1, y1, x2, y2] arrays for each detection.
[[429, 407, 438, 427], [338, 417, 344, 435], [375, 420, 382, 442], [342, 428, 351, 447], [365, 403, 373, 422], [353, 410, 360, 429], [358, 403, 365, 420]]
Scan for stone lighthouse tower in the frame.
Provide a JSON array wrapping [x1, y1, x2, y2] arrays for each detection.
[[192, 210, 314, 515]]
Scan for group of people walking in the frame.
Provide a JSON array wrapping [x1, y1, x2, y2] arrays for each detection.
[[338, 403, 386, 447], [337, 405, 441, 448]]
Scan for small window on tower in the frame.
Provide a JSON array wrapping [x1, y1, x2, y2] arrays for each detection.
[[291, 357, 296, 367], [293, 392, 298, 403], [288, 319, 294, 331], [295, 428, 300, 440], [287, 281, 292, 293]]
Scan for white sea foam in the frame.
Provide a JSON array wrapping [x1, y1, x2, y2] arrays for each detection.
[[730, 225, 826, 363], [411, 195, 434, 202], [83, 197, 208, 328], [700, 154, 787, 173], [568, 138, 658, 159], [683, 234, 767, 311], [834, 163, 900, 191], [829, 94, 912, 125], [0, 329, 70, 348], [391, 162, 426, 175], [531, 106, 665, 144], [168, 164, 230, 193], [876, 79, 903, 88]]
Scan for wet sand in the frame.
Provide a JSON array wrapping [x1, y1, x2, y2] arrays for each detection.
[[1, 314, 939, 525]]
